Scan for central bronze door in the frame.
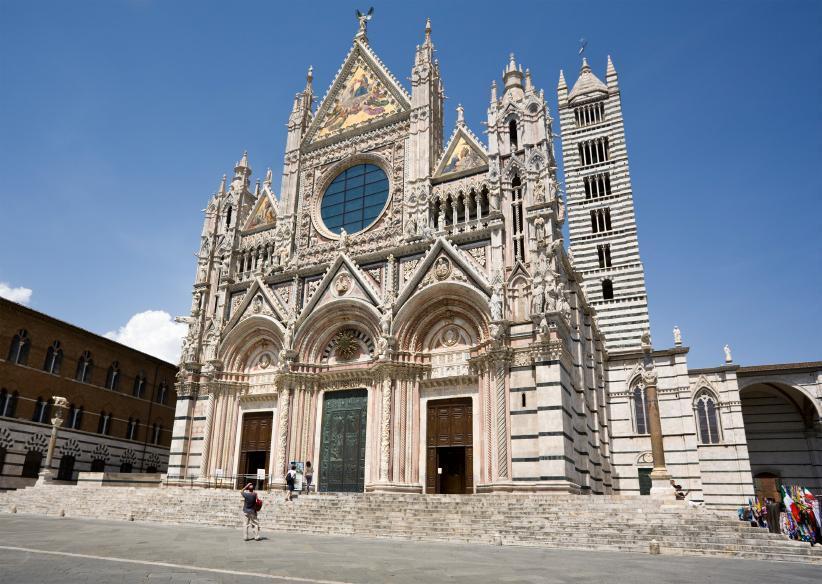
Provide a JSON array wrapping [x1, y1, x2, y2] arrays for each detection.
[[319, 389, 368, 492], [426, 398, 473, 494], [239, 411, 273, 487]]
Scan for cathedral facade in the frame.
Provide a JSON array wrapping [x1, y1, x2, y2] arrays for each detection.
[[169, 19, 822, 507]]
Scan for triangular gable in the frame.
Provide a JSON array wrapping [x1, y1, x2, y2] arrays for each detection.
[[297, 253, 382, 325], [222, 277, 288, 336], [304, 41, 411, 145], [244, 192, 278, 232], [506, 261, 531, 285], [434, 126, 488, 179], [395, 237, 491, 309]]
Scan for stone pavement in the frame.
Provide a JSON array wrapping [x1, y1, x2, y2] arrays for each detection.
[[0, 514, 818, 584]]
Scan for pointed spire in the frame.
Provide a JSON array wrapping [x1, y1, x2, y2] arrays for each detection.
[[254, 179, 261, 196], [218, 174, 227, 196], [490, 80, 497, 103], [237, 150, 249, 169], [507, 52, 517, 73], [525, 68, 533, 91], [233, 151, 252, 185], [424, 17, 432, 45], [305, 65, 314, 93], [456, 103, 465, 126], [580, 56, 591, 73], [568, 57, 607, 103], [558, 69, 567, 90], [503, 52, 524, 92], [606, 54, 618, 88]]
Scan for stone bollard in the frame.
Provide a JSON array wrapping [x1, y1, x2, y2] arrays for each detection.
[[649, 539, 660, 555]]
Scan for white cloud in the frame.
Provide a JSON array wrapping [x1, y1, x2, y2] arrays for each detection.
[[0, 282, 32, 305], [104, 310, 187, 364]]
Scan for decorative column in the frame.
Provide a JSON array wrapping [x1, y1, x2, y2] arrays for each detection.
[[198, 391, 214, 480], [641, 338, 673, 497], [379, 375, 392, 482], [37, 396, 68, 486], [275, 386, 291, 483]]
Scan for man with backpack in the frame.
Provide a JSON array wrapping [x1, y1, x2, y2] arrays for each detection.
[[241, 482, 262, 541], [285, 464, 297, 502]]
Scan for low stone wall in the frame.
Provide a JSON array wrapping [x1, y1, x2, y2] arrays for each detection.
[[76, 472, 163, 488]]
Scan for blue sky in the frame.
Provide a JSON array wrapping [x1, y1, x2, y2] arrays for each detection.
[[0, 1, 820, 366]]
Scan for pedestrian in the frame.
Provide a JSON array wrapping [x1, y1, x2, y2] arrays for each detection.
[[241, 482, 261, 541], [304, 461, 313, 494], [285, 464, 297, 501], [766, 498, 782, 534]]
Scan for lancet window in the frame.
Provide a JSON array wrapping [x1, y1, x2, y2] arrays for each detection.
[[694, 391, 721, 444], [511, 176, 525, 261], [578, 137, 610, 166]]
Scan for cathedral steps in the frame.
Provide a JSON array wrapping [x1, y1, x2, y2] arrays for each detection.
[[1, 487, 820, 563]]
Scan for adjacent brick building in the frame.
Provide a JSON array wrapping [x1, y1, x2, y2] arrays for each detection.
[[0, 297, 176, 489]]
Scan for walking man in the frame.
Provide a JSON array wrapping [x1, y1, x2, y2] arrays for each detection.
[[241, 482, 261, 541]]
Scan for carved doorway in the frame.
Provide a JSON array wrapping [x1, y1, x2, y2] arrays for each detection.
[[426, 397, 473, 494], [319, 389, 368, 493], [239, 412, 273, 487]]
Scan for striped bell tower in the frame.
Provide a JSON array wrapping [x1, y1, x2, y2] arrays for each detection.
[[558, 56, 650, 352]]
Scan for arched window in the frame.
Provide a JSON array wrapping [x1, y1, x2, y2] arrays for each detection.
[[75, 351, 93, 383], [22, 450, 43, 478], [67, 404, 83, 430], [43, 341, 63, 374], [7, 329, 30, 365], [57, 455, 75, 481], [90, 459, 106, 472], [105, 361, 120, 390], [32, 397, 53, 424], [155, 382, 168, 405], [126, 417, 139, 441], [97, 411, 111, 435], [151, 423, 163, 445], [509, 119, 518, 151], [0, 389, 18, 417], [133, 371, 146, 398], [225, 205, 233, 229], [633, 385, 649, 435], [602, 279, 614, 300], [694, 391, 721, 444]]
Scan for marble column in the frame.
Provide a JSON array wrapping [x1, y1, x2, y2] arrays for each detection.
[[379, 376, 392, 482], [275, 387, 291, 482], [643, 367, 672, 496]]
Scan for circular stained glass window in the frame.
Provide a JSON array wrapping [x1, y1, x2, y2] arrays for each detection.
[[320, 163, 388, 235]]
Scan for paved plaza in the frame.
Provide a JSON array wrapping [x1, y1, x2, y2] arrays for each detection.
[[0, 514, 818, 583]]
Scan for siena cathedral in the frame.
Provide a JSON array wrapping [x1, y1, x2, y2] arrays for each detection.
[[170, 18, 822, 507]]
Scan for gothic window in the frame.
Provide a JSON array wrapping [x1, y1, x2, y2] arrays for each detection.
[[694, 391, 721, 444], [57, 455, 75, 481], [574, 102, 604, 127], [151, 423, 163, 445], [155, 382, 168, 405], [75, 351, 93, 383], [43, 341, 63, 374], [578, 137, 610, 166], [320, 163, 388, 235], [602, 279, 614, 300], [0, 389, 18, 417], [105, 361, 120, 390], [225, 205, 232, 229], [90, 458, 106, 472], [597, 244, 612, 268], [67, 404, 83, 430], [32, 397, 53, 424], [521, 393, 526, 408], [7, 329, 30, 365], [584, 173, 612, 199], [480, 187, 490, 217], [133, 371, 146, 398], [590, 208, 612, 233], [509, 119, 519, 151], [22, 450, 43, 478], [511, 175, 525, 261], [633, 385, 649, 435], [126, 418, 139, 441], [97, 411, 111, 435]]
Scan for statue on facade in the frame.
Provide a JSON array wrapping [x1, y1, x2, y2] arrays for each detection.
[[531, 280, 544, 315], [379, 303, 393, 336], [724, 344, 733, 363], [673, 326, 682, 346], [533, 216, 545, 243], [489, 285, 503, 321], [534, 181, 546, 204], [283, 319, 295, 350], [355, 7, 374, 38]]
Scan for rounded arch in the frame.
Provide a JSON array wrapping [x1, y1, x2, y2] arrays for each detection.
[[394, 282, 490, 353], [219, 315, 285, 373], [738, 378, 822, 421], [293, 298, 381, 364]]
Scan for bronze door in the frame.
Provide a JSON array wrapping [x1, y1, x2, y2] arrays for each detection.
[[319, 389, 368, 492], [426, 398, 473, 494], [239, 412, 273, 483]]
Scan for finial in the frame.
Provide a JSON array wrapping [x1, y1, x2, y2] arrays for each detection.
[[254, 180, 261, 196], [580, 56, 591, 73], [218, 174, 227, 195], [508, 52, 516, 71], [490, 80, 497, 102], [238, 150, 249, 167], [264, 167, 273, 186], [425, 17, 431, 42], [456, 103, 465, 125], [525, 68, 532, 90], [354, 7, 374, 41], [558, 69, 567, 90]]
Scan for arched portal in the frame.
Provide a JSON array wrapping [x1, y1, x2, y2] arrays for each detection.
[[739, 381, 822, 497]]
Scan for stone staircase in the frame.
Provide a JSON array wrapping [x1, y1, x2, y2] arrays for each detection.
[[1, 486, 820, 564]]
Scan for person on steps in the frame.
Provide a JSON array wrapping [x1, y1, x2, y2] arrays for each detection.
[[285, 464, 297, 502], [241, 482, 261, 541], [304, 461, 313, 494]]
